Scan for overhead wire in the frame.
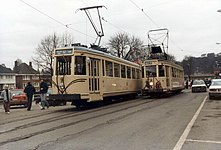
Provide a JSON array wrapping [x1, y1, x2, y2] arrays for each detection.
[[20, 0, 186, 55], [80, 0, 132, 37], [128, 0, 160, 28], [101, 17, 129, 34], [170, 38, 196, 54], [80, 0, 88, 6], [19, 0, 96, 39], [128, 0, 190, 57]]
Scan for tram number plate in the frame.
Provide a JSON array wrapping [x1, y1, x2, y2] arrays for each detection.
[[145, 61, 152, 65]]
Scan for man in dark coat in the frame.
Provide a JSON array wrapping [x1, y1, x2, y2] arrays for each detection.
[[39, 79, 49, 110], [24, 82, 36, 111]]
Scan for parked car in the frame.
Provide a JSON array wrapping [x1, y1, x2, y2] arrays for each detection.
[[191, 79, 207, 93], [10, 89, 28, 107], [208, 79, 221, 100]]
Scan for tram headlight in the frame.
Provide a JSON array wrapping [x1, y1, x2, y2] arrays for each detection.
[[86, 57, 90, 64], [149, 82, 153, 86], [59, 83, 65, 89]]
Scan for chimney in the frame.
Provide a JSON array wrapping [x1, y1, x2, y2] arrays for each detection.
[[29, 62, 32, 68], [14, 61, 18, 68]]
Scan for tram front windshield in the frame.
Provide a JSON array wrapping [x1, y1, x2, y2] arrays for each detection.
[[56, 56, 71, 75], [146, 66, 156, 77]]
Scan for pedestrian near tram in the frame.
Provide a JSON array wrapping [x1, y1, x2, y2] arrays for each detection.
[[1, 85, 12, 114], [39, 79, 49, 110], [24, 82, 36, 111], [185, 80, 189, 89]]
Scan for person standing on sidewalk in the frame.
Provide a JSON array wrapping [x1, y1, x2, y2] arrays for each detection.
[[0, 85, 12, 114], [39, 79, 49, 110], [24, 82, 36, 111]]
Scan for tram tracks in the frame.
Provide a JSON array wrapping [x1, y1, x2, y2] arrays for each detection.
[[0, 99, 142, 134], [0, 97, 161, 146], [0, 98, 152, 135], [0, 98, 142, 126]]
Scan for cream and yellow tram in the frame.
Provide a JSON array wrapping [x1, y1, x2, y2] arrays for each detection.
[[49, 45, 142, 108], [141, 59, 184, 96]]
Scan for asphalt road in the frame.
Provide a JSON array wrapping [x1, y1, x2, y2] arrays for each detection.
[[0, 90, 220, 150]]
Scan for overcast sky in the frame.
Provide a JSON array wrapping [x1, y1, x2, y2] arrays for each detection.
[[1, 0, 221, 69]]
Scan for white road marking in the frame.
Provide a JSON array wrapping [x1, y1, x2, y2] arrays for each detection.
[[186, 139, 221, 144], [173, 96, 207, 150]]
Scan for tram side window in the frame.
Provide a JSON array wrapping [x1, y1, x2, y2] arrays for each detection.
[[56, 56, 71, 75], [172, 68, 175, 77], [173, 68, 179, 77], [127, 66, 131, 79], [102, 60, 105, 76], [121, 65, 126, 78], [165, 66, 170, 77], [74, 56, 86, 75], [146, 66, 156, 77], [136, 69, 141, 79], [106, 61, 113, 77], [114, 63, 120, 77], [158, 65, 165, 77], [132, 68, 135, 79], [142, 66, 144, 78], [180, 70, 183, 78]]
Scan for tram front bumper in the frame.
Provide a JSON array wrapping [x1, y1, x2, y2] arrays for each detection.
[[49, 94, 81, 102], [142, 88, 164, 96]]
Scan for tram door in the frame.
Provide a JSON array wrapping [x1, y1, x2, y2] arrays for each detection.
[[165, 66, 170, 89], [88, 58, 101, 101]]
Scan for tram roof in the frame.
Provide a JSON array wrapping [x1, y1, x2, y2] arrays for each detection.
[[144, 59, 183, 70], [55, 46, 140, 67]]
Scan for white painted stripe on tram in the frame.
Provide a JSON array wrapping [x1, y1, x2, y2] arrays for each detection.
[[173, 96, 207, 150], [186, 139, 221, 144]]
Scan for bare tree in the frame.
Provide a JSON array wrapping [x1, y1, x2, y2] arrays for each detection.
[[33, 32, 74, 75], [108, 32, 144, 61], [166, 53, 176, 61], [60, 32, 75, 47], [125, 35, 144, 61], [182, 56, 194, 80], [128, 35, 143, 50], [108, 32, 130, 58]]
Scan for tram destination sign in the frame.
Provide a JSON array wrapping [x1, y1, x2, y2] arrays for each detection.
[[145, 61, 152, 65], [55, 49, 73, 55]]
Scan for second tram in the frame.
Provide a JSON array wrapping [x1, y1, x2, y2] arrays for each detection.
[[141, 59, 184, 96]]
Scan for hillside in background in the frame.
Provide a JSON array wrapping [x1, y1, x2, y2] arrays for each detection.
[[181, 53, 221, 76]]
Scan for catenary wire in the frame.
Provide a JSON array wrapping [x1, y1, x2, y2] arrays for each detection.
[[19, 0, 96, 39], [101, 17, 129, 34], [128, 0, 160, 28], [128, 0, 188, 55]]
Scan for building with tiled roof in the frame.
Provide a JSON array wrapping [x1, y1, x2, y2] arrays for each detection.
[[13, 61, 51, 90], [14, 61, 41, 90], [14, 62, 38, 74], [0, 64, 16, 90]]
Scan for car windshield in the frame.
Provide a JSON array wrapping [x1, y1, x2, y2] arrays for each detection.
[[193, 80, 204, 85], [211, 80, 221, 86], [11, 90, 23, 95]]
